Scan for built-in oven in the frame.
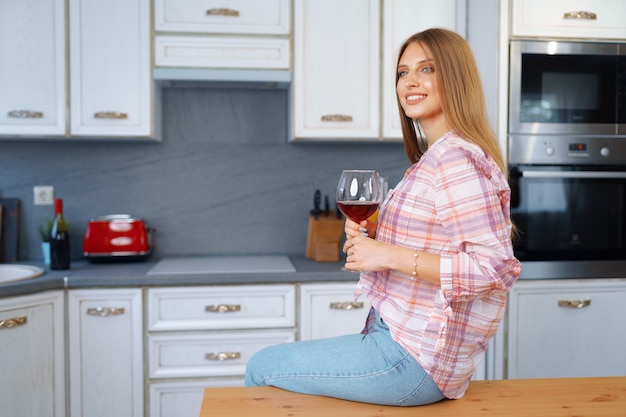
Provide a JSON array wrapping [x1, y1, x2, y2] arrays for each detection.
[[509, 39, 626, 278], [509, 136, 626, 279]]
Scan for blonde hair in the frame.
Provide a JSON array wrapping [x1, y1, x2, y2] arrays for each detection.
[[396, 28, 505, 174]]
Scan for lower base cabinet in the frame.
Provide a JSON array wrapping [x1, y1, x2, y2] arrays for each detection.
[[0, 291, 65, 417], [506, 279, 626, 379], [299, 282, 369, 340], [149, 378, 243, 417], [146, 284, 296, 417], [68, 288, 143, 417]]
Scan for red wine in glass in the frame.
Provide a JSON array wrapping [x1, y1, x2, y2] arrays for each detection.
[[336, 170, 382, 226], [336, 201, 380, 222]]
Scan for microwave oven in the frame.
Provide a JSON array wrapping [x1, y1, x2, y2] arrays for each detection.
[[509, 40, 626, 136]]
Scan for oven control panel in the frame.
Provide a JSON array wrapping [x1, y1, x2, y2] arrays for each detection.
[[508, 135, 626, 164]]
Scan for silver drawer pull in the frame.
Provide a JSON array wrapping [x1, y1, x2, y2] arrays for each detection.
[[94, 111, 128, 120], [563, 11, 597, 20], [206, 8, 239, 17], [557, 299, 591, 309], [205, 304, 241, 313], [8, 110, 44, 119], [330, 301, 364, 310], [87, 307, 125, 317], [321, 114, 353, 122], [0, 316, 27, 329], [205, 352, 241, 361]]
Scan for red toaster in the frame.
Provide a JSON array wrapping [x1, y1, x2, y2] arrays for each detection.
[[83, 214, 153, 262]]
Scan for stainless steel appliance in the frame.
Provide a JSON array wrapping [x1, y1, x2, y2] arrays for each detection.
[[509, 137, 626, 278], [509, 40, 626, 137], [508, 40, 626, 278]]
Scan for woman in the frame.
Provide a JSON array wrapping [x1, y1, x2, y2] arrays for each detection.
[[245, 28, 521, 406]]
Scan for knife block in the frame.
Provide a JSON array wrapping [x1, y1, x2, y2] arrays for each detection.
[[305, 212, 344, 262]]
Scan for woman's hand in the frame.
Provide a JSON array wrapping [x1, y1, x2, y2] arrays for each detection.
[[343, 234, 392, 273], [343, 218, 377, 240], [342, 218, 388, 272]]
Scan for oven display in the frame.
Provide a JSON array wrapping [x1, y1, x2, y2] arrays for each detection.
[[569, 143, 587, 152]]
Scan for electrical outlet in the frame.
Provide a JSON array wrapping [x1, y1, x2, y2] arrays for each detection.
[[34, 185, 54, 206]]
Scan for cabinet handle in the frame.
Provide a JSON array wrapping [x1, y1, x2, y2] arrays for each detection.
[[205, 352, 241, 361], [557, 299, 591, 309], [94, 111, 128, 120], [206, 8, 239, 17], [205, 304, 241, 313], [330, 301, 364, 310], [321, 114, 353, 122], [563, 11, 597, 20], [0, 316, 27, 329], [86, 307, 125, 317], [8, 110, 44, 119]]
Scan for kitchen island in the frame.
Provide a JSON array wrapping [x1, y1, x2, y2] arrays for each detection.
[[199, 376, 626, 417]]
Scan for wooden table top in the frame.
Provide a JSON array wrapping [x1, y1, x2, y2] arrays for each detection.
[[199, 376, 626, 417]]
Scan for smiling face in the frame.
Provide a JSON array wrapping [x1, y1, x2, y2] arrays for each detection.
[[396, 41, 449, 143]]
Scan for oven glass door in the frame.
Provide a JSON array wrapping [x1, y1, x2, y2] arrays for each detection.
[[511, 166, 626, 261]]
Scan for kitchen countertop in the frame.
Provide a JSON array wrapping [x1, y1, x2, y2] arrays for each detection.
[[4, 256, 625, 299], [0, 256, 358, 298]]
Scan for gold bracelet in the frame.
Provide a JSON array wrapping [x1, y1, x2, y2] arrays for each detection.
[[412, 249, 419, 278]]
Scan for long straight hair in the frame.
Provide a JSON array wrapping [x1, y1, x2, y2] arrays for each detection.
[[396, 28, 506, 175]]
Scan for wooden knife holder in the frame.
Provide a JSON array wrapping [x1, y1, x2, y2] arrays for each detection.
[[305, 212, 344, 262]]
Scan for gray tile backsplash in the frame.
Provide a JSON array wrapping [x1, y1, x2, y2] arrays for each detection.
[[0, 88, 406, 261]]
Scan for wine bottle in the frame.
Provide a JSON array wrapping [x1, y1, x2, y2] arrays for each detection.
[[50, 198, 70, 270]]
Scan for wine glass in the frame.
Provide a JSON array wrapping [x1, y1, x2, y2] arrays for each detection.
[[336, 170, 382, 237]]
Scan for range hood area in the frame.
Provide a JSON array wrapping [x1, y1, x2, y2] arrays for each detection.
[[153, 68, 292, 90]]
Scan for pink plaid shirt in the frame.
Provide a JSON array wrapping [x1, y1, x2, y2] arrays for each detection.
[[356, 131, 521, 399]]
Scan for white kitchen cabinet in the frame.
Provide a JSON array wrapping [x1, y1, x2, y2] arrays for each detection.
[[69, 0, 154, 137], [1, 0, 155, 139], [511, 0, 626, 40], [68, 288, 143, 417], [381, 0, 465, 139], [292, 0, 466, 141], [146, 284, 296, 417], [506, 279, 626, 379], [0, 291, 65, 417], [154, 0, 290, 34], [299, 282, 369, 340], [0, 0, 65, 136], [149, 378, 244, 417], [154, 0, 290, 70]]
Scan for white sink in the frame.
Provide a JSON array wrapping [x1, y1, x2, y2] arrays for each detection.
[[0, 264, 45, 284]]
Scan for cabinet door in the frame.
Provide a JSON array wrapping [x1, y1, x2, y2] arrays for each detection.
[[382, 0, 466, 139], [0, 291, 65, 417], [293, 0, 380, 139], [149, 378, 243, 417], [68, 289, 143, 417], [154, 0, 291, 34], [69, 0, 153, 137], [299, 282, 370, 340], [0, 0, 65, 136], [511, 0, 626, 39], [507, 280, 626, 379]]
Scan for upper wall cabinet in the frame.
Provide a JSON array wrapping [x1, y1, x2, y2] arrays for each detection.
[[292, 0, 466, 141], [154, 0, 291, 71], [69, 0, 154, 138], [511, 0, 626, 40], [0, 0, 156, 140], [0, 0, 66, 136]]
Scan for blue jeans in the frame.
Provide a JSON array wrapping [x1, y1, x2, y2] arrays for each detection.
[[245, 309, 445, 406]]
